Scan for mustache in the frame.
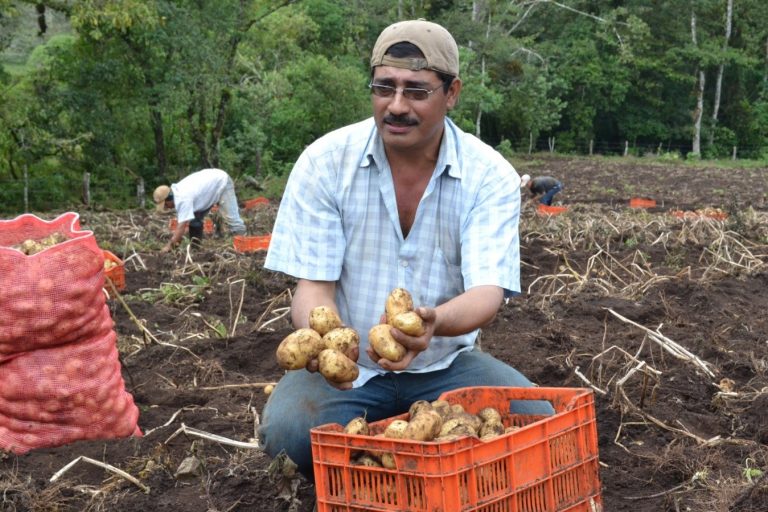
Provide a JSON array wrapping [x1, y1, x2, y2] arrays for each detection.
[[383, 114, 418, 126]]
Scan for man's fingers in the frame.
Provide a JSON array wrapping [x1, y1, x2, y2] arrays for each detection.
[[305, 359, 319, 373], [378, 351, 417, 372]]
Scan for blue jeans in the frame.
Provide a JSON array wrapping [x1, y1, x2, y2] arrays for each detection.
[[539, 183, 563, 206], [259, 350, 554, 479], [217, 178, 246, 235]]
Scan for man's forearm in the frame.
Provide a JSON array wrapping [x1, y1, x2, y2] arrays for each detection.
[[432, 285, 504, 337], [292, 279, 337, 328], [169, 223, 188, 246]]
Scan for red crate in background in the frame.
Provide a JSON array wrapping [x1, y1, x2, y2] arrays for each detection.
[[169, 218, 215, 234], [537, 204, 568, 216], [102, 250, 125, 296], [243, 196, 270, 210], [233, 234, 271, 253], [311, 386, 602, 512], [629, 197, 657, 208]]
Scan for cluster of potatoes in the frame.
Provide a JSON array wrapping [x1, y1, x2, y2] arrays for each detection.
[[275, 306, 361, 385], [275, 288, 426, 384], [345, 398, 519, 468], [368, 288, 425, 362], [12, 232, 67, 255]]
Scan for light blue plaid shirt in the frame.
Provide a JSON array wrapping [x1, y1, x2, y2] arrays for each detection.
[[265, 117, 522, 387]]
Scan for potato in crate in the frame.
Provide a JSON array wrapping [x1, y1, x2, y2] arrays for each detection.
[[311, 386, 602, 512]]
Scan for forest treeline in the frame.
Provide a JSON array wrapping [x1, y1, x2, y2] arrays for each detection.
[[1, 0, 767, 212]]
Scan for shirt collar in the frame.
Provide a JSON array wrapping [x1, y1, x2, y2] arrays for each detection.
[[361, 117, 460, 179]]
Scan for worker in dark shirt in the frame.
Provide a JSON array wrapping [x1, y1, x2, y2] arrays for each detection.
[[520, 175, 563, 206]]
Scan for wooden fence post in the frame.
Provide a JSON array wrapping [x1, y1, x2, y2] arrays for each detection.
[[623, 141, 629, 157], [82, 172, 90, 206], [528, 132, 533, 154], [23, 165, 29, 213], [548, 137, 555, 153], [137, 178, 146, 208], [732, 146, 737, 160], [589, 140, 593, 156]]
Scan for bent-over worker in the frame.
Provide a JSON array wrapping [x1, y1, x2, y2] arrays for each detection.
[[153, 168, 246, 252]]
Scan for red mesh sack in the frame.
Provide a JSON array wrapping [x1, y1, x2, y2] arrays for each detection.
[[0, 212, 141, 453], [0, 213, 109, 358]]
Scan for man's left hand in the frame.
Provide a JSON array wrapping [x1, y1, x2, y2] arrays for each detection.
[[367, 307, 436, 371]]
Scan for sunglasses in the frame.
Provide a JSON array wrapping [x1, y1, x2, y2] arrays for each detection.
[[368, 82, 442, 101]]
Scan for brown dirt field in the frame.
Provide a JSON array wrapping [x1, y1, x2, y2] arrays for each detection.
[[2, 155, 767, 512]]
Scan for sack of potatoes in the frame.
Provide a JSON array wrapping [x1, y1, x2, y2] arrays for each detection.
[[275, 306, 360, 385]]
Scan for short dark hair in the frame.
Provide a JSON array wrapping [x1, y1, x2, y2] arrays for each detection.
[[372, 42, 455, 93]]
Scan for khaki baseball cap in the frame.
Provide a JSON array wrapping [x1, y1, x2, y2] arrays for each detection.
[[153, 185, 172, 212], [370, 19, 459, 77]]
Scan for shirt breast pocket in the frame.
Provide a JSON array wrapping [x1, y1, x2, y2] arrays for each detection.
[[422, 246, 464, 307]]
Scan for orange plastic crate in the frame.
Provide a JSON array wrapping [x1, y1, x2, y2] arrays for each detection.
[[102, 250, 125, 295], [311, 386, 602, 512], [537, 204, 568, 216], [629, 197, 656, 208], [233, 234, 271, 253], [243, 196, 270, 210], [169, 218, 215, 234]]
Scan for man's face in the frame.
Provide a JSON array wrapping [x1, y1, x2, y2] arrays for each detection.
[[164, 198, 175, 210], [370, 65, 461, 155]]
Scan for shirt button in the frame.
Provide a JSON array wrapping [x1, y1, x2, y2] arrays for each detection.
[[400, 260, 409, 267]]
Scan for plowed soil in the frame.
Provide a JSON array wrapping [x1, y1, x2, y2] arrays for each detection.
[[2, 155, 767, 512]]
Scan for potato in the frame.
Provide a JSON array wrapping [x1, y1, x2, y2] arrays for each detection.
[[19, 239, 44, 255], [449, 404, 465, 415], [263, 384, 275, 395], [438, 418, 465, 438], [317, 348, 359, 383], [385, 288, 414, 322], [354, 454, 382, 467], [322, 327, 360, 358], [309, 306, 342, 336], [403, 410, 443, 442], [380, 451, 396, 469], [275, 328, 325, 370], [383, 420, 409, 439], [479, 420, 505, 439], [408, 400, 433, 418], [444, 411, 482, 433], [430, 399, 451, 417], [343, 417, 370, 436], [368, 324, 406, 362], [441, 423, 477, 439], [390, 311, 425, 336], [477, 407, 503, 424]]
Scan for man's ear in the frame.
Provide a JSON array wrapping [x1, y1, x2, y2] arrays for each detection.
[[446, 78, 462, 110]]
